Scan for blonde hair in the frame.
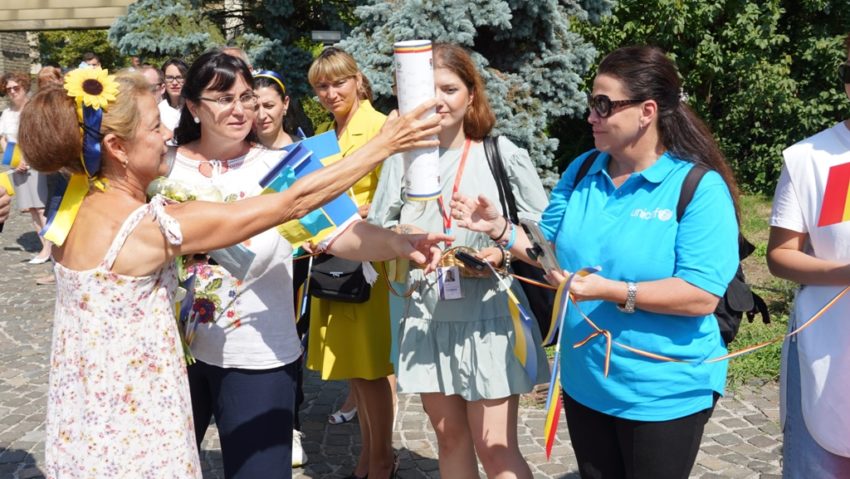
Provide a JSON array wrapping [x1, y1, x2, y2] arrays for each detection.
[[19, 70, 153, 174], [308, 47, 372, 101]]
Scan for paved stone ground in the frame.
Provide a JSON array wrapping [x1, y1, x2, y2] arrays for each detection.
[[0, 209, 783, 479]]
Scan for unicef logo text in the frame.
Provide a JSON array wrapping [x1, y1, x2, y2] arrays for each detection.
[[630, 208, 674, 221]]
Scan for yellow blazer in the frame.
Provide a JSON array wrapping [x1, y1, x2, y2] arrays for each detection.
[[317, 100, 387, 206]]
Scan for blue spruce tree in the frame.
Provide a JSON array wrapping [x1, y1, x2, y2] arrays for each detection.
[[108, 0, 226, 61], [339, 0, 613, 186]]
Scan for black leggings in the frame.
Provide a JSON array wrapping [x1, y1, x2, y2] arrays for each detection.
[[563, 392, 717, 479]]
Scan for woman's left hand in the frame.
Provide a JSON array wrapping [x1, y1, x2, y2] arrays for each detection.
[[477, 247, 504, 268], [391, 232, 454, 273], [450, 192, 505, 238], [544, 268, 620, 302], [14, 159, 28, 173]]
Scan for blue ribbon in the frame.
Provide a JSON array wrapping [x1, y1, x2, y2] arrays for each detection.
[[80, 105, 103, 176]]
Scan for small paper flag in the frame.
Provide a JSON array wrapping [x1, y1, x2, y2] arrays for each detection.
[[817, 161, 850, 227], [2, 142, 22, 168], [0, 171, 14, 196], [261, 133, 360, 249]]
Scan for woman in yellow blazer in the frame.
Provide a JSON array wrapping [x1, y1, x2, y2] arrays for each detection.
[[306, 47, 396, 479]]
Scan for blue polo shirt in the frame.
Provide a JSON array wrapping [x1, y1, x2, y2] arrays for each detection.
[[540, 150, 738, 421]]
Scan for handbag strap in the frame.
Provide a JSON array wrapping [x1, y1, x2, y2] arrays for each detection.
[[483, 136, 519, 224]]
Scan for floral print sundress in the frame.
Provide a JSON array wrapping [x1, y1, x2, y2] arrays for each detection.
[[45, 196, 200, 479]]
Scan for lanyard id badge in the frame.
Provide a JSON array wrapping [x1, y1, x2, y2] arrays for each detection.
[[438, 266, 463, 300]]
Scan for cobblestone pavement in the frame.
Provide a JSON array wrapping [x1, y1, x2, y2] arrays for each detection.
[[0, 210, 783, 479]]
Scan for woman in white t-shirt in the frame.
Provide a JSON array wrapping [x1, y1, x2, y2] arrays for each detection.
[[1, 72, 50, 263], [767, 33, 850, 478], [169, 49, 442, 479]]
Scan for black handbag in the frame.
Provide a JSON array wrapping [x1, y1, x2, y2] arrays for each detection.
[[309, 253, 371, 303], [483, 136, 558, 347]]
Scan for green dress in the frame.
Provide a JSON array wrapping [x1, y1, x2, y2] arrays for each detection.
[[368, 137, 550, 401]]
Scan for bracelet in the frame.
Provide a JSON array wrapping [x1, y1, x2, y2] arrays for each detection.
[[504, 249, 512, 272], [490, 217, 509, 243], [504, 222, 518, 250], [497, 244, 506, 268]]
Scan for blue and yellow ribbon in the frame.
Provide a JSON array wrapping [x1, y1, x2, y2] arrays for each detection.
[[485, 261, 539, 382], [542, 266, 601, 459], [40, 68, 117, 246]]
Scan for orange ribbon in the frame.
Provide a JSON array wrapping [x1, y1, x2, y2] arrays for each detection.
[[570, 284, 850, 375]]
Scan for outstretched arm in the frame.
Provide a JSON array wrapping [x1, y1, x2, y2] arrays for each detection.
[[166, 100, 440, 257], [326, 221, 449, 272]]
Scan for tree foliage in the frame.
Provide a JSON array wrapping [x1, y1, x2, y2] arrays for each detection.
[[108, 0, 226, 64], [339, 0, 614, 187], [39, 30, 127, 70], [564, 0, 850, 194], [109, 0, 357, 97]]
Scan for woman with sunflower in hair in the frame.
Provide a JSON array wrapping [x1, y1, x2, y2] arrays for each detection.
[[19, 66, 444, 479]]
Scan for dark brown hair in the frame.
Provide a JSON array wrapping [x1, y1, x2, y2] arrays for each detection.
[[598, 46, 740, 216], [1, 72, 31, 95], [174, 49, 256, 145], [432, 43, 495, 141]]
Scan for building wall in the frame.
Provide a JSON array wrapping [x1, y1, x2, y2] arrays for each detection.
[[0, 31, 31, 110]]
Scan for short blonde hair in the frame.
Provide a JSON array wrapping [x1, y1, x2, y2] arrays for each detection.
[[19, 70, 152, 174], [308, 47, 372, 101]]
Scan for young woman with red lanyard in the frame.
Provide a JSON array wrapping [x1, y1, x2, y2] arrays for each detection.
[[368, 43, 549, 479]]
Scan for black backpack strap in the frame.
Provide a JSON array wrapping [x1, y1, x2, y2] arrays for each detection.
[[572, 150, 600, 189], [484, 136, 519, 223], [677, 164, 709, 222]]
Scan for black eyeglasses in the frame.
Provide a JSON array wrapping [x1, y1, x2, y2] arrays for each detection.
[[839, 64, 850, 85], [587, 94, 645, 118]]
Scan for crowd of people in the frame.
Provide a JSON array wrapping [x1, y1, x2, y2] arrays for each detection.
[[0, 33, 847, 479]]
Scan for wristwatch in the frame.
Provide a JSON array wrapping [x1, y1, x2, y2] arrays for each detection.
[[617, 281, 637, 314]]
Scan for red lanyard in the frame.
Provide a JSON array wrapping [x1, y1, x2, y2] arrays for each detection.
[[437, 138, 472, 245]]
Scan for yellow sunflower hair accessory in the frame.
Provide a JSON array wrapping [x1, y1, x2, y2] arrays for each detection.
[[64, 67, 119, 111], [42, 68, 120, 247]]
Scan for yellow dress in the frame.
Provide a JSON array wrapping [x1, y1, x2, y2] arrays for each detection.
[[306, 100, 392, 380]]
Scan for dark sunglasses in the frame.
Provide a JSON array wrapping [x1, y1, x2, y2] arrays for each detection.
[[587, 94, 645, 118], [839, 64, 850, 85]]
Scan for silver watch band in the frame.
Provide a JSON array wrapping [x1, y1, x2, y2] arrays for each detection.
[[617, 281, 637, 314]]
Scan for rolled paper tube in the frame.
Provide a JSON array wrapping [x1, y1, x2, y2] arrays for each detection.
[[394, 40, 440, 201]]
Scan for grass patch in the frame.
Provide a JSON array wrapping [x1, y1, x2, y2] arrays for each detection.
[[726, 194, 795, 387]]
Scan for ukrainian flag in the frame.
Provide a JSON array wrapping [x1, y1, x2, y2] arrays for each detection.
[[2, 142, 22, 168], [260, 131, 360, 249]]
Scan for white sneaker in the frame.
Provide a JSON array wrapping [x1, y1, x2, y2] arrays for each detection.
[[292, 429, 308, 468]]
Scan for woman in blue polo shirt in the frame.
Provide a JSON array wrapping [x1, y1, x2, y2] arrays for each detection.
[[452, 45, 739, 478]]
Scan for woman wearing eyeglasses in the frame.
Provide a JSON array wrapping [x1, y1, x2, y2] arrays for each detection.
[[452, 45, 740, 478], [767, 34, 850, 478], [165, 49, 444, 479], [160, 58, 188, 132]]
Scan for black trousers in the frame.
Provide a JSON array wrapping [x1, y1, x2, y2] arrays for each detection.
[[563, 392, 717, 479]]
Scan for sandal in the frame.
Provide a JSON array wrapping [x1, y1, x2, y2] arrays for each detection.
[[328, 406, 357, 425]]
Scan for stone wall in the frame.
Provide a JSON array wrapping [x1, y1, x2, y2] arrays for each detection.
[[0, 31, 31, 109]]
